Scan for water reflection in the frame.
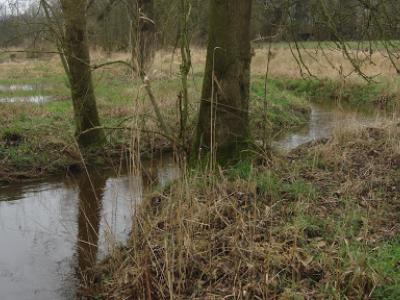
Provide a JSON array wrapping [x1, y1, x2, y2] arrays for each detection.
[[273, 103, 387, 150], [0, 95, 54, 103], [75, 170, 106, 286], [0, 155, 179, 300], [0, 84, 55, 103], [0, 84, 40, 92]]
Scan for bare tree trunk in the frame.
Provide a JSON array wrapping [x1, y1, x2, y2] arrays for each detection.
[[194, 0, 252, 163], [130, 0, 156, 75], [60, 0, 105, 148]]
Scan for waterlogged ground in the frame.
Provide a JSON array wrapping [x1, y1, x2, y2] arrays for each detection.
[[0, 84, 57, 103], [0, 155, 179, 300]]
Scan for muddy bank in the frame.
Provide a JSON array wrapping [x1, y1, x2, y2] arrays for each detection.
[[0, 143, 175, 184]]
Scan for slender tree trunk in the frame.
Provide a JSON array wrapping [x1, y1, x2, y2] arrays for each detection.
[[60, 0, 105, 148], [194, 0, 252, 163], [130, 0, 156, 75]]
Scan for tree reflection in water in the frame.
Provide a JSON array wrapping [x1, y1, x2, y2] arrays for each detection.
[[75, 169, 106, 292]]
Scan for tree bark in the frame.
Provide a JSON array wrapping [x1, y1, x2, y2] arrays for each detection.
[[60, 0, 105, 148], [130, 0, 156, 75], [194, 0, 252, 163]]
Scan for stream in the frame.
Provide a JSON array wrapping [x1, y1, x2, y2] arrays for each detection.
[[0, 156, 179, 300], [0, 103, 394, 300]]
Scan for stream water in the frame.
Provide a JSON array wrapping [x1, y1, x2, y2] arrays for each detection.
[[0, 156, 179, 300], [0, 103, 394, 300]]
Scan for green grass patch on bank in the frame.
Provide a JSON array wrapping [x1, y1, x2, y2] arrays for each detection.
[[254, 40, 400, 51], [250, 77, 310, 136], [371, 239, 400, 299], [273, 78, 399, 110]]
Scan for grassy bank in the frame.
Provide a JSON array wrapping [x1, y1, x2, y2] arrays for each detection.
[[2, 46, 400, 181], [95, 123, 400, 299], [274, 78, 400, 110], [0, 59, 310, 181]]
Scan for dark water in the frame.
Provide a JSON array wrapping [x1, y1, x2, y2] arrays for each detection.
[[0, 156, 179, 300], [0, 103, 394, 300]]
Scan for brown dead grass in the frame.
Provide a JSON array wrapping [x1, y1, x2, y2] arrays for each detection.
[[2, 45, 399, 81], [94, 122, 400, 299]]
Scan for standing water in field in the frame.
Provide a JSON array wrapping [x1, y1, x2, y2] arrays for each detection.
[[0, 156, 179, 300], [0, 84, 56, 103], [0, 84, 40, 92]]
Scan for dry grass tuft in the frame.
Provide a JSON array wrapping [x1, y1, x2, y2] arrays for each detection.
[[95, 124, 400, 299]]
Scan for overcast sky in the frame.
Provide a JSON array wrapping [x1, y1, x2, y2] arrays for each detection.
[[0, 0, 38, 15]]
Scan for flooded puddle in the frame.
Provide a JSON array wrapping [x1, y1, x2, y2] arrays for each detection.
[[0, 84, 55, 103], [0, 155, 179, 300], [0, 95, 54, 103], [0, 84, 41, 92]]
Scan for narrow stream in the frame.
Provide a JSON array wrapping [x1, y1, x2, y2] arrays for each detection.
[[0, 103, 394, 300], [273, 102, 389, 150], [0, 156, 179, 300]]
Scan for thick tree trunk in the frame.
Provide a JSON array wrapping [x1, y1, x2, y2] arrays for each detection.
[[194, 0, 252, 162], [131, 0, 156, 75], [60, 0, 105, 148]]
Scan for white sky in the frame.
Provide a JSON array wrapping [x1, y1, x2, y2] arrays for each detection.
[[0, 0, 38, 15]]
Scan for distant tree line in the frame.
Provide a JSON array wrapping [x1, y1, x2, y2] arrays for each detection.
[[1, 0, 400, 49]]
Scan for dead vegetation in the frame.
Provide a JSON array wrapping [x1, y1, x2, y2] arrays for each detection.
[[93, 122, 400, 299]]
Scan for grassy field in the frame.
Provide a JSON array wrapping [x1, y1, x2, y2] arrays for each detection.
[[0, 52, 310, 181], [1, 46, 399, 180]]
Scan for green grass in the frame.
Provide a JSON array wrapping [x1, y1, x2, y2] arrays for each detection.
[[272, 77, 398, 110], [2, 55, 397, 180], [0, 60, 314, 179], [255, 40, 400, 51], [251, 77, 310, 134], [371, 239, 400, 299]]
